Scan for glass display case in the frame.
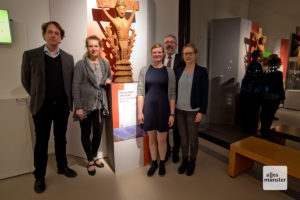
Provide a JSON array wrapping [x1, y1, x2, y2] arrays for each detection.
[[286, 61, 300, 89], [285, 33, 300, 90]]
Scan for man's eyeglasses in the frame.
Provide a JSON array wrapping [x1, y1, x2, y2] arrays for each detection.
[[164, 41, 176, 44]]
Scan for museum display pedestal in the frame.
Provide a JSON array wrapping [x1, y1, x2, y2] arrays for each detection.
[[0, 97, 34, 179], [284, 90, 300, 110], [105, 83, 149, 174]]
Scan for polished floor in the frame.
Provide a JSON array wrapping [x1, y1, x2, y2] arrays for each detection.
[[0, 137, 295, 200], [1, 108, 299, 200], [199, 108, 300, 150]]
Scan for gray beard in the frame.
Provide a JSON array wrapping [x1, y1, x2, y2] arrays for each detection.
[[166, 49, 175, 55]]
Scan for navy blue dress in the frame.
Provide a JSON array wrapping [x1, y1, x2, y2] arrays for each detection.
[[143, 65, 170, 132]]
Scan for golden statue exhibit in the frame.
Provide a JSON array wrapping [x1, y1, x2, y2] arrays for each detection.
[[97, 0, 139, 83]]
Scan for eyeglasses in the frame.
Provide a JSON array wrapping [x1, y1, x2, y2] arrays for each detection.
[[183, 52, 194, 56], [164, 41, 176, 44]]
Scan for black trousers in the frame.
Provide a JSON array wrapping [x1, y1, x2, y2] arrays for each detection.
[[32, 101, 70, 179], [79, 109, 103, 162], [167, 118, 180, 155], [240, 93, 261, 134], [260, 99, 280, 136]]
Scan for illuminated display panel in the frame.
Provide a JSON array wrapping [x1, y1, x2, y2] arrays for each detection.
[[0, 9, 12, 44]]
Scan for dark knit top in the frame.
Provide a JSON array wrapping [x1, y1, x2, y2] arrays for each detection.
[[44, 54, 67, 104]]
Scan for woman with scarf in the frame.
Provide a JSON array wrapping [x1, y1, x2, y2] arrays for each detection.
[[72, 35, 112, 176]]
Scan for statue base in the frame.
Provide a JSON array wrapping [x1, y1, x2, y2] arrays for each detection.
[[114, 59, 133, 83], [114, 76, 133, 83]]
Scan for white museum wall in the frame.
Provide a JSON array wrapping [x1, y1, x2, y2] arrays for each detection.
[[0, 0, 49, 178], [190, 0, 250, 68], [0, 0, 49, 99], [147, 0, 156, 64], [152, 0, 179, 46], [130, 0, 151, 81], [49, 0, 87, 63], [0, 99, 34, 179]]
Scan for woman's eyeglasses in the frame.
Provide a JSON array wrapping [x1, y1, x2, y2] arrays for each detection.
[[183, 52, 194, 56]]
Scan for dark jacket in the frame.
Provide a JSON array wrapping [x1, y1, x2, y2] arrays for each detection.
[[264, 69, 285, 101], [72, 56, 112, 119], [162, 53, 185, 72], [176, 64, 209, 114], [21, 45, 74, 115], [241, 60, 265, 94]]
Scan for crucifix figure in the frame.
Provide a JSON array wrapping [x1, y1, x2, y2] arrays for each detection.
[[97, 0, 139, 82], [253, 27, 267, 54]]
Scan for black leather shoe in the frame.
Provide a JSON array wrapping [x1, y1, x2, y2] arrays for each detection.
[[34, 178, 46, 193], [57, 167, 77, 178], [94, 159, 104, 168], [87, 163, 96, 176], [178, 157, 188, 174], [186, 159, 196, 176], [158, 160, 166, 176], [147, 160, 158, 177], [172, 152, 179, 163]]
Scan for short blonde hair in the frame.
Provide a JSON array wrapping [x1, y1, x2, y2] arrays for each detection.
[[151, 43, 164, 53]]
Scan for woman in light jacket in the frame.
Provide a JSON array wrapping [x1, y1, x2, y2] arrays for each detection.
[[72, 35, 112, 176], [175, 43, 208, 176]]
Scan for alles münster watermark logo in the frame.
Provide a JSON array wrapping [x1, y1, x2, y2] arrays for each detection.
[[263, 166, 287, 190]]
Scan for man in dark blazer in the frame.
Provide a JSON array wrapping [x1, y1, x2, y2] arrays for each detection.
[[21, 21, 76, 194], [162, 34, 185, 163]]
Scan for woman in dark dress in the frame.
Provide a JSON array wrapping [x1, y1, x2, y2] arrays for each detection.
[[260, 54, 285, 138], [137, 43, 176, 177]]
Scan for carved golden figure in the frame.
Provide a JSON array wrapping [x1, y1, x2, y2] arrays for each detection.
[[98, 0, 138, 82]]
